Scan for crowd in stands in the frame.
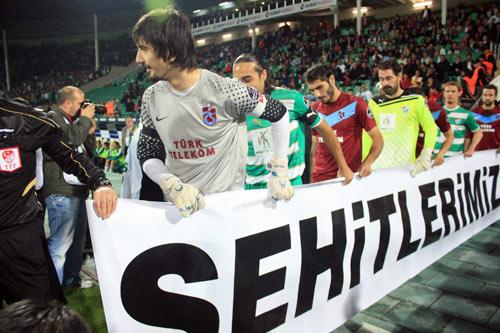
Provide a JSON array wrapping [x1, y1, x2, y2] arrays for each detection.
[[1, 2, 497, 109], [0, 0, 142, 38], [0, 34, 136, 107], [198, 2, 499, 101]]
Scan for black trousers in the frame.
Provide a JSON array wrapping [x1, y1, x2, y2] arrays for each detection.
[[0, 219, 65, 306]]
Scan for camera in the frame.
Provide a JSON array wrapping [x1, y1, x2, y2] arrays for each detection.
[[80, 99, 106, 115]]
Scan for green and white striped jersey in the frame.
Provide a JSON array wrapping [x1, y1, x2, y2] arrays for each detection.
[[434, 105, 480, 157], [245, 88, 321, 189]]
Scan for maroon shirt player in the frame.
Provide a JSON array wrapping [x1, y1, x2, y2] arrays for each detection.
[[470, 84, 500, 152], [305, 65, 384, 182]]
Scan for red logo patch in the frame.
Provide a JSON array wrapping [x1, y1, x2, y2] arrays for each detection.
[[0, 146, 22, 172]]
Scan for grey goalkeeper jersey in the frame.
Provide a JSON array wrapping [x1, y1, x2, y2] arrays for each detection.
[[138, 69, 285, 194]]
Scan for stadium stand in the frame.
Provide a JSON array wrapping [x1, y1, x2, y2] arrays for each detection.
[[1, 1, 497, 113]]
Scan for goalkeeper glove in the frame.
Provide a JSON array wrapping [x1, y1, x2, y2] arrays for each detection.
[[267, 157, 294, 202], [160, 175, 205, 217], [410, 147, 432, 177]]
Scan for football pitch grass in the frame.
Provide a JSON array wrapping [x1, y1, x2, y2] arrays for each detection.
[[66, 287, 107, 333]]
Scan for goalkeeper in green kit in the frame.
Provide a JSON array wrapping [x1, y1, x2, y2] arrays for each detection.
[[233, 54, 353, 188], [366, 60, 438, 176]]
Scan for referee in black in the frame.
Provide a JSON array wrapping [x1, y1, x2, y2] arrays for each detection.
[[0, 97, 117, 306]]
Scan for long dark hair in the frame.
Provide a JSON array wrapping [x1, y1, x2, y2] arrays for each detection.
[[233, 53, 274, 94], [132, 8, 197, 70]]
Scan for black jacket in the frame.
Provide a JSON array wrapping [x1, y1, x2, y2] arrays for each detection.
[[0, 98, 110, 232]]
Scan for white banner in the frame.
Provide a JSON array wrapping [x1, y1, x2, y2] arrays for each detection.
[[192, 0, 336, 36], [88, 150, 499, 333]]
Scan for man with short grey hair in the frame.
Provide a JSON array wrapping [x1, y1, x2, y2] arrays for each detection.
[[43, 86, 97, 288]]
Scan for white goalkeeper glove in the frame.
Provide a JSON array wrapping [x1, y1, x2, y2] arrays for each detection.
[[267, 157, 294, 202], [410, 147, 432, 177], [160, 175, 205, 217]]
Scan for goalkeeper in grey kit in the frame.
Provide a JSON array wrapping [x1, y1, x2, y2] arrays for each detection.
[[133, 8, 293, 217]]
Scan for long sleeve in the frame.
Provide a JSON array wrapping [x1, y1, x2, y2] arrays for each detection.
[[42, 128, 109, 191]]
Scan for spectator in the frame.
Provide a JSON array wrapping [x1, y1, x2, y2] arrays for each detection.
[[436, 55, 450, 83], [401, 73, 412, 89], [94, 139, 105, 168], [358, 83, 373, 102], [100, 141, 111, 165], [449, 57, 463, 77], [125, 96, 135, 114], [421, 5, 432, 22], [411, 70, 424, 88], [105, 99, 115, 117], [463, 59, 489, 98], [114, 98, 122, 116], [358, 61, 372, 81], [106, 141, 125, 173], [488, 10, 500, 24]]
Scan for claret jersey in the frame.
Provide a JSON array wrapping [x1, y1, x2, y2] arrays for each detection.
[[311, 93, 376, 182]]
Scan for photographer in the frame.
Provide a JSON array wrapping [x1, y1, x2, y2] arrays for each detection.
[[42, 86, 98, 288]]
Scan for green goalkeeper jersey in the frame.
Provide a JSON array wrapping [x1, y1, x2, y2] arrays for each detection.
[[245, 88, 321, 189], [365, 92, 438, 169]]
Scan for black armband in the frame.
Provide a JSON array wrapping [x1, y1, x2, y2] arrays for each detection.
[[298, 108, 320, 127]]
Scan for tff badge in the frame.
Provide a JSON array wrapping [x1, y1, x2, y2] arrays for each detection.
[[202, 105, 217, 126], [0, 146, 22, 172]]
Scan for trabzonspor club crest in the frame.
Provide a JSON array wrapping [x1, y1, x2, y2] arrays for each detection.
[[202, 105, 217, 126]]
